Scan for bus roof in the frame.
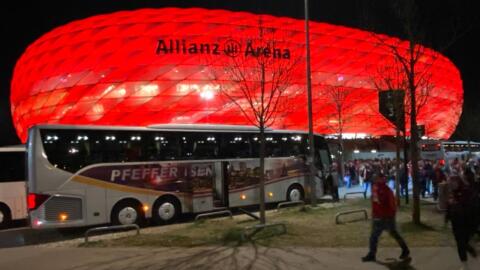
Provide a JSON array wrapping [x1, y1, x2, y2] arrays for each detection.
[[32, 124, 324, 136], [444, 141, 480, 145], [0, 144, 25, 152]]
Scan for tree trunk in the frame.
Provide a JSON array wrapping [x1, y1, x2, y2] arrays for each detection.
[[411, 134, 421, 225], [259, 124, 266, 224], [395, 129, 401, 206], [403, 134, 409, 204], [338, 134, 345, 191], [305, 0, 317, 207], [409, 45, 421, 225]]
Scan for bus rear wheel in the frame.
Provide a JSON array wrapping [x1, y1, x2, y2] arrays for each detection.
[[152, 197, 179, 225], [0, 204, 12, 229], [111, 200, 143, 226], [287, 185, 304, 202]]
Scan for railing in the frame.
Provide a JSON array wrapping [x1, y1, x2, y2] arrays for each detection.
[[335, 209, 368, 224], [195, 209, 233, 221], [85, 224, 140, 243], [238, 208, 260, 220], [343, 191, 367, 201]]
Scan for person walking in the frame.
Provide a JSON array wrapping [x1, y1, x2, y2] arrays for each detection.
[[432, 165, 447, 201], [362, 173, 410, 262], [446, 175, 477, 269], [363, 164, 373, 194], [399, 163, 409, 199]]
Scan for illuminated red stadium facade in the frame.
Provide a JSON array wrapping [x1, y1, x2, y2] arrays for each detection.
[[10, 8, 463, 142]]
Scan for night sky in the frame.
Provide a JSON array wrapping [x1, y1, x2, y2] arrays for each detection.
[[1, 0, 479, 146]]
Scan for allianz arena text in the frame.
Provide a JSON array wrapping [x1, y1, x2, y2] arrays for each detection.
[[10, 8, 463, 142]]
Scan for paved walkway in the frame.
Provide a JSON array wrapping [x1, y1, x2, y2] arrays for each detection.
[[0, 245, 478, 270]]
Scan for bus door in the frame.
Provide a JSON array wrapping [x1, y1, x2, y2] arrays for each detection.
[[212, 162, 229, 208], [315, 149, 331, 197]]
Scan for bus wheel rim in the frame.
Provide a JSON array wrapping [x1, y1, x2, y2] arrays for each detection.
[[158, 202, 175, 220], [118, 207, 138, 224], [0, 211, 3, 223], [290, 189, 301, 201]]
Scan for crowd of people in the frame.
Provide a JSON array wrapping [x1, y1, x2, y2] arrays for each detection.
[[332, 157, 480, 268], [337, 157, 480, 201]]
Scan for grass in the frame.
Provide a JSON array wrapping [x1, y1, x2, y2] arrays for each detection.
[[81, 199, 456, 248]]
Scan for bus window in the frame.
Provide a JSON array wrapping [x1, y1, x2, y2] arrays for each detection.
[[278, 133, 305, 157], [145, 133, 179, 160], [251, 134, 260, 157], [101, 131, 153, 162], [250, 133, 305, 158], [220, 133, 252, 158], [124, 133, 143, 162], [41, 129, 93, 172], [265, 134, 282, 157], [0, 152, 25, 182], [101, 131, 124, 162], [250, 133, 283, 157], [181, 133, 219, 159]]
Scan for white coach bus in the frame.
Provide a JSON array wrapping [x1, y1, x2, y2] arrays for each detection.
[[0, 145, 27, 228], [442, 141, 480, 161], [27, 124, 331, 229], [419, 140, 480, 162]]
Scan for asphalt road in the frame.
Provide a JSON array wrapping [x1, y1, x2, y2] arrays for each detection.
[[0, 210, 242, 248], [0, 224, 88, 248], [0, 202, 281, 249]]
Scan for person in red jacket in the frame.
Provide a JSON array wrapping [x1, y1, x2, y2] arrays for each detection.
[[362, 173, 410, 262]]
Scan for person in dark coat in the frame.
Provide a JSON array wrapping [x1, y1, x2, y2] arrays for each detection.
[[445, 175, 477, 267], [362, 174, 410, 262], [432, 166, 446, 201], [464, 167, 480, 238], [363, 164, 374, 194], [399, 163, 408, 198], [423, 161, 434, 197]]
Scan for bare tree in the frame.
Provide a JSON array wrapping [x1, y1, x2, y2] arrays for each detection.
[[372, 57, 433, 119], [322, 82, 356, 192], [385, 1, 442, 224], [376, 41, 433, 223], [206, 21, 301, 224], [365, 0, 474, 224], [371, 60, 409, 206]]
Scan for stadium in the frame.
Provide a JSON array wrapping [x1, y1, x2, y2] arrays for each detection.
[[10, 7, 463, 142]]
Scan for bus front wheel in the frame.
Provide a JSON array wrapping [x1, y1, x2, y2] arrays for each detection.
[[152, 196, 180, 225], [111, 200, 144, 226], [0, 204, 12, 229]]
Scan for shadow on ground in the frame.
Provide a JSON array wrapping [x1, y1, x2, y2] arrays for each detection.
[[69, 237, 329, 270], [376, 257, 416, 270]]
